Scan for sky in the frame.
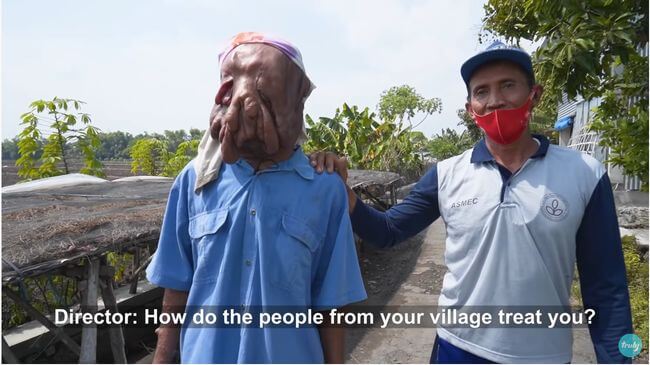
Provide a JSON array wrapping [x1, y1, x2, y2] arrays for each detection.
[[2, 0, 538, 140]]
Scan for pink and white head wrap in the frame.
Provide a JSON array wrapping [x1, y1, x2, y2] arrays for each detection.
[[218, 32, 316, 93]]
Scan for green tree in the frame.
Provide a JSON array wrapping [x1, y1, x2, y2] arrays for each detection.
[[482, 0, 648, 188], [16, 97, 104, 179], [162, 139, 200, 177], [163, 129, 189, 152], [129, 138, 169, 176], [305, 103, 423, 179], [189, 128, 205, 141], [306, 86, 443, 180], [378, 85, 442, 128], [2, 138, 20, 160], [129, 135, 200, 177], [427, 128, 474, 160], [96, 131, 134, 160], [409, 131, 429, 152], [305, 104, 382, 168], [457, 109, 483, 143]]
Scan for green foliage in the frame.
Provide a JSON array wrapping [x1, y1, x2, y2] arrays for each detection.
[[2, 138, 20, 160], [3, 251, 138, 330], [96, 131, 134, 160], [129, 136, 200, 177], [571, 235, 649, 353], [305, 103, 425, 180], [129, 138, 170, 176], [590, 73, 649, 191], [482, 0, 648, 186], [304, 104, 385, 167], [189, 128, 205, 140], [427, 128, 474, 161], [378, 85, 442, 127], [2, 275, 78, 329], [95, 129, 205, 162], [163, 129, 191, 153], [621, 235, 649, 350], [409, 131, 429, 152], [163, 139, 200, 177], [456, 109, 483, 144], [305, 85, 441, 180], [106, 251, 134, 283], [16, 97, 104, 180]]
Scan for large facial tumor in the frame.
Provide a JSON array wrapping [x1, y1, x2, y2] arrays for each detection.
[[210, 43, 309, 164]]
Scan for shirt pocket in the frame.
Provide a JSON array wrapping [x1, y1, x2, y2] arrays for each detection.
[[189, 207, 229, 283], [269, 214, 322, 293]]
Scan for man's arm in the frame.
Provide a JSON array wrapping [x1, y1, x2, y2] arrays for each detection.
[[350, 166, 440, 248], [146, 170, 194, 363], [575, 173, 633, 364], [318, 321, 344, 364], [152, 289, 190, 363], [311, 152, 440, 248]]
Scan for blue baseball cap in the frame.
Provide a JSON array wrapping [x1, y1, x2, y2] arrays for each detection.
[[461, 41, 534, 88]]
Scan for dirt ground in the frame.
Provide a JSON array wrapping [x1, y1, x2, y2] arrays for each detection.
[[344, 220, 445, 363]]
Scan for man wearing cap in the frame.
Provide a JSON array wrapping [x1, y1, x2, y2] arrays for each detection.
[[312, 41, 632, 363], [146, 32, 366, 363]]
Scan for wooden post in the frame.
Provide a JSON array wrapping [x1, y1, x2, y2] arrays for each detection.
[[99, 264, 127, 363], [3, 288, 81, 356], [79, 258, 100, 364], [129, 254, 153, 293], [129, 247, 141, 294]]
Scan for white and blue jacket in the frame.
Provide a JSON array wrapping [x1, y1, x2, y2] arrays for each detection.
[[351, 135, 632, 363]]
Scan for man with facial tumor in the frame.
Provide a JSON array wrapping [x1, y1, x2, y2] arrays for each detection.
[[146, 32, 367, 364]]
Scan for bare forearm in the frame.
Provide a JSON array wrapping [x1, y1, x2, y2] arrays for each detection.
[[318, 324, 345, 363], [152, 289, 189, 364], [346, 184, 357, 213]]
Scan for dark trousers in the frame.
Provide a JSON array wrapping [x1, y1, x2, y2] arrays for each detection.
[[429, 336, 496, 364]]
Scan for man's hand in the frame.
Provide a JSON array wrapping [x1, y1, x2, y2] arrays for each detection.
[[309, 151, 348, 181], [152, 289, 189, 364], [309, 151, 357, 212]]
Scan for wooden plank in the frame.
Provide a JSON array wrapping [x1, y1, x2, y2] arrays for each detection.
[[129, 248, 141, 294], [99, 274, 127, 363], [129, 254, 153, 295], [79, 259, 99, 364]]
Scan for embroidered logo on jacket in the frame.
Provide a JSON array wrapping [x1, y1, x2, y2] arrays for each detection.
[[540, 193, 569, 221]]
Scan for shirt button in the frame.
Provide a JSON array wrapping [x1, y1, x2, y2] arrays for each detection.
[[250, 209, 256, 216], [245, 259, 252, 266]]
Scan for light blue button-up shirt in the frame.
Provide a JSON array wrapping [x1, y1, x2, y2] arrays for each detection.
[[146, 148, 367, 363]]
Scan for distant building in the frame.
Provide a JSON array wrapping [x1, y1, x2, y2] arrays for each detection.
[[554, 43, 648, 191]]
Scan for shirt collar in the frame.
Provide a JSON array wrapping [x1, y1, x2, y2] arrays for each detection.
[[234, 146, 314, 180], [470, 134, 550, 163]]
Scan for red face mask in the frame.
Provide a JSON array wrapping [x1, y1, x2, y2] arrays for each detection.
[[471, 92, 535, 145]]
